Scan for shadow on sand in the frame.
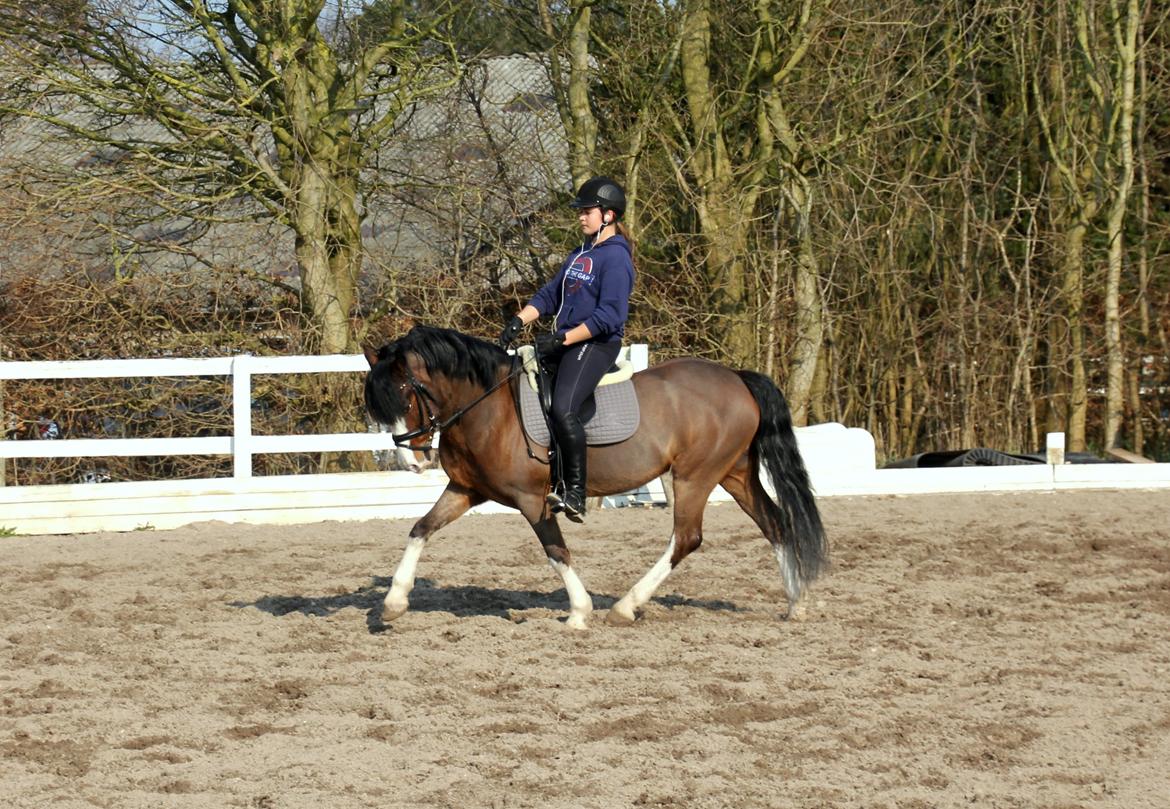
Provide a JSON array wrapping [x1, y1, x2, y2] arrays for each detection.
[[231, 576, 745, 632]]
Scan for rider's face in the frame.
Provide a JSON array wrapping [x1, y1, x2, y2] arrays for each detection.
[[577, 206, 605, 234]]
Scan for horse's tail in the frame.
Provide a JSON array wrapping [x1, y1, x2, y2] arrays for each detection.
[[737, 370, 829, 598]]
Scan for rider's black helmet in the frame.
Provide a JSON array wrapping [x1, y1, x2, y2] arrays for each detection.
[[569, 176, 626, 220]]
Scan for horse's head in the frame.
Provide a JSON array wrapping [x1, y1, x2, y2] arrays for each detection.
[[363, 341, 432, 444], [364, 325, 511, 451], [364, 344, 441, 473]]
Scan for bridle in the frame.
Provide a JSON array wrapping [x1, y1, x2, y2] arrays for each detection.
[[390, 359, 523, 451]]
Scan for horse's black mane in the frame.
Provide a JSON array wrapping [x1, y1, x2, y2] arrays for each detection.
[[380, 324, 510, 389], [365, 325, 510, 426]]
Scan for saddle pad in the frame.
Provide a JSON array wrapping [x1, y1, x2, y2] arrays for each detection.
[[518, 377, 640, 448], [517, 345, 634, 390]]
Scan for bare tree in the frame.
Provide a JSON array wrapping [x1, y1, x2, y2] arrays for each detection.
[[537, 0, 596, 189], [1102, 0, 1141, 448], [0, 0, 457, 354]]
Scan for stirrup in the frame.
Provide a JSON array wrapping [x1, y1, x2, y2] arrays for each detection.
[[546, 490, 586, 523]]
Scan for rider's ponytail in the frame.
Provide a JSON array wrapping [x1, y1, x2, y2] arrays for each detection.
[[614, 221, 637, 273]]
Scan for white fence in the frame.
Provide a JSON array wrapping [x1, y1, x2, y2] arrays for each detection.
[[2, 348, 1168, 536], [0, 353, 406, 477], [0, 348, 646, 534]]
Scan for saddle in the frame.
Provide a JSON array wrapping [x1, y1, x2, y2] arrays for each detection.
[[515, 345, 640, 447]]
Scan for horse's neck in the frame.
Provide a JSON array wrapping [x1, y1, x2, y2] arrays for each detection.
[[432, 371, 515, 431], [439, 369, 514, 440]]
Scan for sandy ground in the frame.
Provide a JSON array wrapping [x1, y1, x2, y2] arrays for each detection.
[[1, 489, 1169, 809]]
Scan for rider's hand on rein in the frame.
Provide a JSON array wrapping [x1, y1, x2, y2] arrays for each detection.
[[535, 331, 566, 358], [499, 315, 524, 347]]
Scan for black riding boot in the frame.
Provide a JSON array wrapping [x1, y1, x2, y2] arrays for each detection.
[[547, 412, 587, 523]]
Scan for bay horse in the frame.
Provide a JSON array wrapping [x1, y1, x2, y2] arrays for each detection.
[[363, 325, 828, 629]]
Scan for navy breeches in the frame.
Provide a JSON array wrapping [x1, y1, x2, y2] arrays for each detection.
[[548, 341, 622, 425]]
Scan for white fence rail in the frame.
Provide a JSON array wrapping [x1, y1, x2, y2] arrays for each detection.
[[0, 353, 408, 477]]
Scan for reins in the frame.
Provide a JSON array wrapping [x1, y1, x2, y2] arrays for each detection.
[[391, 358, 524, 451]]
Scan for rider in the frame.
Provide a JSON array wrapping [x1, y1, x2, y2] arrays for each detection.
[[498, 176, 635, 522]]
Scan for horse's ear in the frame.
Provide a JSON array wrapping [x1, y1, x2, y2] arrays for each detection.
[[363, 346, 380, 368]]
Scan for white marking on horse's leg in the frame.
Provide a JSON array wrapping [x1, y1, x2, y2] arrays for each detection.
[[548, 559, 592, 630], [609, 535, 677, 624], [383, 536, 426, 621], [773, 543, 806, 619]]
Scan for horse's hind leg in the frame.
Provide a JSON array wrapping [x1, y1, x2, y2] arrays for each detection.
[[383, 482, 483, 623], [720, 456, 806, 619], [606, 475, 713, 626]]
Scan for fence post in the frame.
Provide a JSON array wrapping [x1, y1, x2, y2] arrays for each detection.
[[232, 355, 253, 479], [1045, 432, 1065, 466]]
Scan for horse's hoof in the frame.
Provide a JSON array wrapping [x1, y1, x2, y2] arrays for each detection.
[[785, 601, 809, 622], [605, 605, 637, 626], [565, 613, 589, 630], [382, 602, 408, 623]]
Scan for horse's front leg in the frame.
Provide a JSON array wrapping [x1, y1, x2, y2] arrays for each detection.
[[383, 482, 483, 624], [522, 502, 593, 630]]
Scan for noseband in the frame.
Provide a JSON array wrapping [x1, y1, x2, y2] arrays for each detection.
[[390, 360, 522, 451]]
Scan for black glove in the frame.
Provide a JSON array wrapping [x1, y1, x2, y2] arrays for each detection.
[[498, 315, 524, 347], [535, 331, 566, 358]]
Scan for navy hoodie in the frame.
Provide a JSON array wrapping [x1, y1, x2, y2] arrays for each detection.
[[527, 234, 634, 343]]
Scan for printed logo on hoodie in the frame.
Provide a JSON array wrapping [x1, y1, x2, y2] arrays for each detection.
[[566, 256, 594, 293]]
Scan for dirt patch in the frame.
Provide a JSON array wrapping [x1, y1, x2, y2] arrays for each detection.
[[1, 489, 1168, 807]]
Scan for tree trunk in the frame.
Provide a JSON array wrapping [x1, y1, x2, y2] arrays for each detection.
[[1133, 49, 1151, 454], [697, 199, 756, 365], [678, 0, 757, 366], [1031, 3, 1098, 454], [1061, 220, 1089, 452], [292, 163, 356, 355], [541, 0, 597, 190], [277, 32, 364, 356], [787, 198, 823, 426], [1127, 365, 1143, 454], [1102, 0, 1140, 449], [566, 0, 597, 189], [763, 56, 823, 419]]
